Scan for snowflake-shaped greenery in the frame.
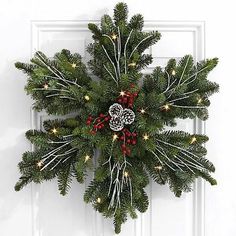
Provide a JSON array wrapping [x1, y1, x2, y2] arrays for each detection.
[[15, 3, 219, 234]]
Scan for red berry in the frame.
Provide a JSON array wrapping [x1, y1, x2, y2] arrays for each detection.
[[120, 136, 125, 141], [127, 139, 131, 144], [94, 125, 98, 129], [86, 121, 91, 125], [126, 132, 131, 137], [97, 119, 101, 123], [133, 93, 138, 97], [126, 148, 131, 155], [123, 97, 128, 103], [121, 144, 126, 149], [104, 117, 109, 121], [132, 140, 137, 145], [98, 125, 102, 129], [101, 123, 104, 128], [122, 150, 127, 155], [132, 132, 137, 137]]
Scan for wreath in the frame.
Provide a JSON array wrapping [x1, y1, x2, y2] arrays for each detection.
[[15, 2, 219, 233]]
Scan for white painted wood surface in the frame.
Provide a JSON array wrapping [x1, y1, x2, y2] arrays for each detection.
[[0, 1, 235, 236]]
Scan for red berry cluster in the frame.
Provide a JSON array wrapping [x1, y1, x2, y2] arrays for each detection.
[[117, 128, 138, 156], [86, 113, 111, 134], [116, 91, 138, 108]]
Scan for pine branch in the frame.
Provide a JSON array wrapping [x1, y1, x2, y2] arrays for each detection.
[[114, 2, 128, 26], [15, 175, 32, 191], [57, 162, 73, 195], [128, 14, 144, 31]]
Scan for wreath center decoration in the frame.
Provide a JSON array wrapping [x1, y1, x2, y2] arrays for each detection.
[[15, 2, 219, 234]]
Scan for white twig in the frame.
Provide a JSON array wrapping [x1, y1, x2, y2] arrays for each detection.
[[163, 71, 171, 93], [174, 155, 195, 173], [152, 150, 176, 171], [168, 95, 190, 103], [178, 55, 191, 86], [40, 156, 58, 171], [59, 96, 76, 101], [124, 29, 133, 74], [156, 147, 184, 171], [184, 65, 209, 84], [129, 35, 153, 59], [102, 45, 119, 83], [156, 138, 206, 168], [36, 52, 82, 89], [41, 141, 72, 161], [104, 65, 118, 86], [171, 104, 206, 109], [50, 159, 63, 170]]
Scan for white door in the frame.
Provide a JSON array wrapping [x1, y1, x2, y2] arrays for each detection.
[[0, 1, 235, 236]]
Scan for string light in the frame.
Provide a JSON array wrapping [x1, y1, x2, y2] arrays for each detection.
[[120, 91, 125, 96], [140, 108, 146, 114], [143, 133, 149, 140], [190, 136, 197, 144], [37, 160, 43, 168], [97, 197, 101, 203], [124, 171, 129, 177], [84, 155, 90, 162], [111, 33, 117, 40], [197, 98, 203, 104], [112, 134, 118, 141], [163, 104, 170, 111], [43, 83, 49, 89], [171, 70, 176, 76], [71, 63, 77, 68], [128, 62, 136, 67], [51, 128, 58, 134], [155, 165, 162, 170], [84, 95, 90, 101]]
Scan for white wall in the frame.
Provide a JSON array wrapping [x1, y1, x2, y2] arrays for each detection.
[[0, 0, 235, 235]]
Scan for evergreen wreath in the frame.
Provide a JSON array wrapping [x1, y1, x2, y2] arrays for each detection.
[[15, 2, 219, 233]]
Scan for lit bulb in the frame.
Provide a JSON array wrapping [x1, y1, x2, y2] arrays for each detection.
[[51, 128, 58, 134], [143, 133, 149, 140], [111, 33, 117, 40], [124, 171, 129, 177], [84, 155, 90, 162], [43, 83, 49, 89], [171, 70, 176, 76], [84, 95, 90, 101], [128, 62, 136, 67], [163, 104, 170, 111], [37, 160, 43, 168], [97, 197, 101, 203], [71, 63, 77, 68], [112, 134, 118, 141], [140, 108, 146, 114], [197, 98, 203, 104], [190, 136, 197, 144], [120, 91, 125, 96], [155, 165, 162, 170]]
